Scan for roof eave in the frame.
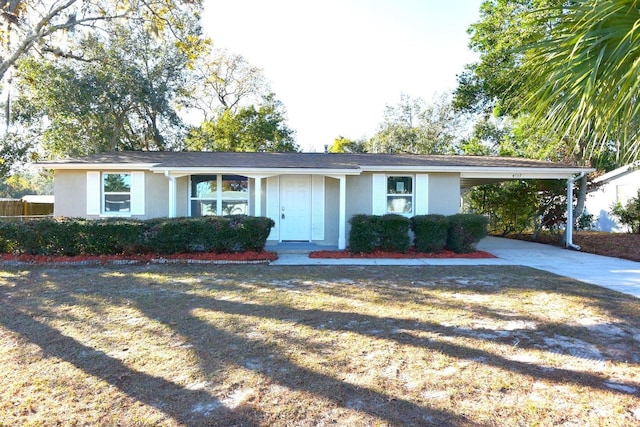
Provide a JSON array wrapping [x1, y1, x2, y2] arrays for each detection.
[[363, 165, 593, 178], [594, 160, 640, 184], [36, 162, 159, 170], [461, 167, 595, 180], [151, 167, 362, 176]]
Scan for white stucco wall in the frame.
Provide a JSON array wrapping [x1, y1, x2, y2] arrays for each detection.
[[585, 169, 640, 232]]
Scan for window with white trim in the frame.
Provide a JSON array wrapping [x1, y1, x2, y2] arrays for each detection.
[[103, 173, 131, 213], [386, 175, 413, 215], [190, 174, 249, 216]]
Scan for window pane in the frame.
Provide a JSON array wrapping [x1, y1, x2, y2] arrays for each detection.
[[191, 175, 217, 198], [191, 200, 217, 217], [222, 200, 248, 215], [104, 173, 131, 193], [222, 175, 248, 195], [104, 194, 131, 212], [387, 196, 412, 214], [387, 176, 412, 194]]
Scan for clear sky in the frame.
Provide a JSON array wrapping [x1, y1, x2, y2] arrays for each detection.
[[201, 0, 485, 152]]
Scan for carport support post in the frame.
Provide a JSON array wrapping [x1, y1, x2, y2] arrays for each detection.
[[566, 172, 585, 249]]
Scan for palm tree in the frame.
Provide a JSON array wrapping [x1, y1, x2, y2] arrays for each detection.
[[525, 0, 640, 164]]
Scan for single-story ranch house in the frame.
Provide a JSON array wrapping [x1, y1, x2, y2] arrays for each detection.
[[39, 152, 592, 249]]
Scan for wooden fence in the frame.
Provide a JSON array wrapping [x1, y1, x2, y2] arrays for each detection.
[[0, 199, 54, 219]]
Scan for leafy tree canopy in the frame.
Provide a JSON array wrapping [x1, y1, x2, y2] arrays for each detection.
[[366, 93, 462, 155], [0, 170, 52, 198], [11, 17, 197, 157], [327, 136, 365, 153], [184, 94, 298, 153], [0, 0, 203, 82]]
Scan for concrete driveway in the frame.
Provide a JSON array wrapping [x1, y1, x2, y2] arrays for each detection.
[[476, 237, 640, 298], [272, 237, 640, 299]]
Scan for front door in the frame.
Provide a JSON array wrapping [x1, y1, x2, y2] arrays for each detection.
[[279, 175, 311, 241]]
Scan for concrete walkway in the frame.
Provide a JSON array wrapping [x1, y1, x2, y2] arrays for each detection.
[[270, 237, 640, 298]]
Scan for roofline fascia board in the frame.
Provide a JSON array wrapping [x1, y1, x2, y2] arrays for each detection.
[[461, 169, 594, 180], [594, 160, 640, 184], [150, 167, 362, 175], [36, 163, 158, 170], [360, 165, 592, 176]]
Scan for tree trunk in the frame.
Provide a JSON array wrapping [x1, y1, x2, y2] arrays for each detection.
[[573, 175, 588, 223]]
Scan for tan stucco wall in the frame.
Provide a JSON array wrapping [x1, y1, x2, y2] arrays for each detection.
[[175, 176, 189, 217], [54, 170, 462, 244], [53, 170, 88, 217], [428, 173, 461, 215], [344, 173, 373, 240], [144, 172, 170, 218], [346, 173, 373, 217], [54, 170, 173, 219], [323, 177, 340, 246]]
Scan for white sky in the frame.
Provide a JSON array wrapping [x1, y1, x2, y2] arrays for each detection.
[[201, 0, 484, 152]]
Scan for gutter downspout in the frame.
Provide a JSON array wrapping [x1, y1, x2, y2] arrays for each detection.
[[164, 171, 177, 218], [566, 172, 586, 250]]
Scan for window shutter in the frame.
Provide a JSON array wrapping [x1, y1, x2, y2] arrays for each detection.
[[130, 171, 145, 215], [86, 171, 101, 215], [372, 173, 386, 215], [415, 174, 429, 215], [266, 176, 280, 240]]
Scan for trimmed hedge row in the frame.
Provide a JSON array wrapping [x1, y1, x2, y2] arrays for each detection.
[[350, 214, 411, 254], [349, 213, 488, 254], [0, 216, 275, 256]]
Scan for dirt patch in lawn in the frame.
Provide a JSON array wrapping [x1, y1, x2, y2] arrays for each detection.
[[505, 231, 640, 262], [1, 264, 639, 426]]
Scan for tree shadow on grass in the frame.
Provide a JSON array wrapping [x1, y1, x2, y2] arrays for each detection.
[[0, 307, 260, 426], [1, 264, 639, 426], [0, 267, 478, 426], [133, 289, 640, 396]]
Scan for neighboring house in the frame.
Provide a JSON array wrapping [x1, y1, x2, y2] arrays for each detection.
[[585, 161, 640, 232], [39, 152, 590, 249]]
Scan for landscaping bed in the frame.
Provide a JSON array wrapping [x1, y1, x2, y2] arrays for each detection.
[[505, 231, 640, 262], [310, 248, 496, 259], [0, 250, 277, 266]]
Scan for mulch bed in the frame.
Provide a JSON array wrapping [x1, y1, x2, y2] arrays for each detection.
[[0, 251, 278, 266], [504, 231, 640, 262], [309, 248, 496, 259]]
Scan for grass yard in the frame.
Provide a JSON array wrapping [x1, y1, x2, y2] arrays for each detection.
[[0, 264, 639, 426]]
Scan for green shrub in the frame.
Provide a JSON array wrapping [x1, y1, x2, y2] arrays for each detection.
[[446, 214, 489, 253], [78, 219, 145, 255], [230, 215, 276, 252], [148, 217, 230, 254], [0, 221, 23, 254], [378, 214, 411, 253], [411, 215, 449, 253], [0, 216, 275, 256], [611, 189, 640, 233], [349, 214, 379, 254]]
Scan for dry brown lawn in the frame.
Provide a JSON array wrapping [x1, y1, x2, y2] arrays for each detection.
[[0, 264, 639, 426]]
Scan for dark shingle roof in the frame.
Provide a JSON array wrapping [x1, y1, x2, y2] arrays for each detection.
[[39, 151, 582, 170]]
